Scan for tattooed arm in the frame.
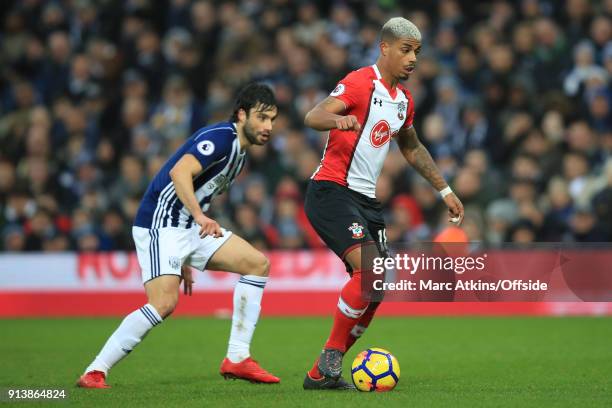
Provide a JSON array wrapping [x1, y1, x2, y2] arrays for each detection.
[[396, 126, 464, 224], [304, 97, 361, 132], [397, 126, 447, 190]]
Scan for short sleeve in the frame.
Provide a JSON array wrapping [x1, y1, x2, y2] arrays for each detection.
[[402, 89, 416, 129], [185, 129, 231, 168], [329, 70, 370, 111]]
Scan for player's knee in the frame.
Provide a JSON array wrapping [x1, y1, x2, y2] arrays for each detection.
[[250, 254, 270, 277], [345, 247, 363, 271]]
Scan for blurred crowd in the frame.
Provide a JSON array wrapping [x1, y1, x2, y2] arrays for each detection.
[[1, 0, 611, 253]]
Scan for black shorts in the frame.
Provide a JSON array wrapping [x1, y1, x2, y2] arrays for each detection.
[[305, 180, 388, 267]]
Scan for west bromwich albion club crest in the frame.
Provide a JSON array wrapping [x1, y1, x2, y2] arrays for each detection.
[[168, 256, 181, 270], [348, 222, 365, 239], [397, 101, 406, 120]]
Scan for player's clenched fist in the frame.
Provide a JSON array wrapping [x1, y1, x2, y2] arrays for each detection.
[[194, 214, 223, 238], [335, 115, 361, 131], [443, 193, 464, 226]]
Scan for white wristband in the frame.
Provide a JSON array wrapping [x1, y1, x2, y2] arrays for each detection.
[[439, 186, 453, 198]]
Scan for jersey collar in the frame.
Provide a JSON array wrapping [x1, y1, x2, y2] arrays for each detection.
[[372, 63, 382, 79], [231, 122, 246, 155], [372, 64, 398, 100]]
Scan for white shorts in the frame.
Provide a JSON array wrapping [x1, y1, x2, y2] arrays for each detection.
[[132, 226, 232, 283]]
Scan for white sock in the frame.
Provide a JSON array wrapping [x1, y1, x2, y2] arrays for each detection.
[[85, 304, 162, 375], [226, 275, 268, 363]]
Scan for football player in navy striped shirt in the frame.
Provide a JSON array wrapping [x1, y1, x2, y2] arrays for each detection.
[[78, 83, 280, 388]]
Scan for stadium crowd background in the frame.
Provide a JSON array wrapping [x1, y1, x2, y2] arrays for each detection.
[[0, 0, 611, 253]]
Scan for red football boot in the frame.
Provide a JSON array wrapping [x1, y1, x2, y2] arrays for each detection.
[[219, 357, 280, 383], [77, 371, 110, 389]]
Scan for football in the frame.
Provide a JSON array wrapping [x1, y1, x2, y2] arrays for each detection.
[[351, 347, 400, 392]]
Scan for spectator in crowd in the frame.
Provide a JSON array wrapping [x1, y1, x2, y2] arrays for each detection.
[[1, 0, 611, 253]]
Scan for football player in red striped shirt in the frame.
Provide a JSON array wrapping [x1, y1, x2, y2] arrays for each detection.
[[303, 17, 464, 390]]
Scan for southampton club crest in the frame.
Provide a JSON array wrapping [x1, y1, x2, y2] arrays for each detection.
[[397, 101, 406, 121], [348, 222, 365, 239]]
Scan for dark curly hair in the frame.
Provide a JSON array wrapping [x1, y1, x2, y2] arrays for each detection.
[[229, 83, 277, 122]]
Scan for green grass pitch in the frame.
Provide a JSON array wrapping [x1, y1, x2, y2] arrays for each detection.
[[1, 316, 611, 407]]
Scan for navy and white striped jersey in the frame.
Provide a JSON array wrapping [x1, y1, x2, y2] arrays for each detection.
[[134, 122, 246, 229]]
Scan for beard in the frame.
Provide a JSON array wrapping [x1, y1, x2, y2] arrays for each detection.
[[243, 120, 262, 145], [243, 120, 266, 146]]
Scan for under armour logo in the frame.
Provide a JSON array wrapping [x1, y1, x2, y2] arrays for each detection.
[[373, 98, 382, 107]]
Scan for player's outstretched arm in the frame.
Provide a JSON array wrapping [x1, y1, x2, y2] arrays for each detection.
[[397, 127, 464, 224], [304, 97, 361, 132], [169, 154, 223, 237]]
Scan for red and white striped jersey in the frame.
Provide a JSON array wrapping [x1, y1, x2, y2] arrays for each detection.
[[311, 64, 415, 198]]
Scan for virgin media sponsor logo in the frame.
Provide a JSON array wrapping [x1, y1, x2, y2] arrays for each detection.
[[370, 120, 393, 148]]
